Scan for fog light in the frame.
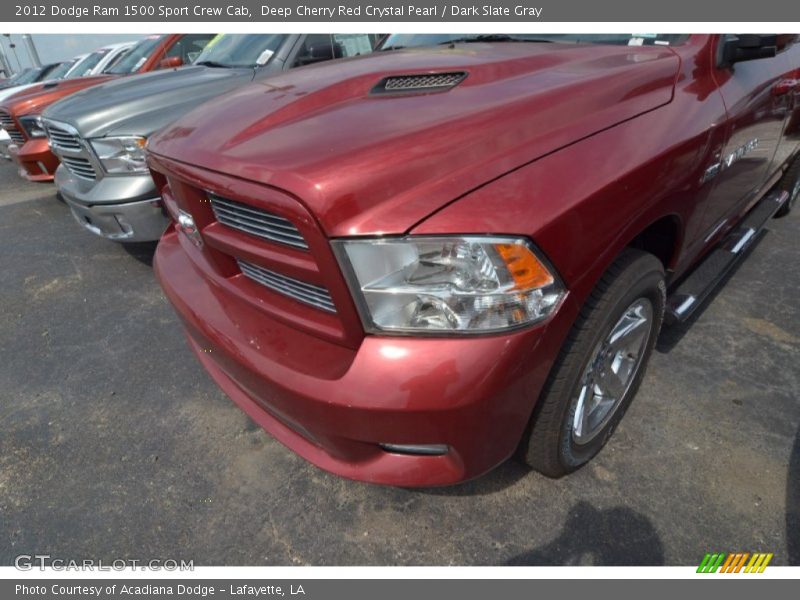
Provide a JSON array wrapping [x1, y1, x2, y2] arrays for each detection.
[[380, 443, 449, 456]]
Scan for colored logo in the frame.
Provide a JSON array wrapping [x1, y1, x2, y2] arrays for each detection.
[[697, 552, 773, 573]]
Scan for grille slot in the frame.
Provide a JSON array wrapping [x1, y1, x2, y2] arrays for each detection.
[[44, 122, 83, 151], [210, 194, 308, 250], [60, 155, 97, 180], [237, 259, 336, 313], [0, 110, 25, 144], [372, 72, 467, 94]]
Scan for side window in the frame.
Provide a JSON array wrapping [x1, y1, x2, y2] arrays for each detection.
[[292, 34, 375, 68], [165, 34, 216, 65]]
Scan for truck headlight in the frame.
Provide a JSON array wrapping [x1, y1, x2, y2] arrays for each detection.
[[333, 236, 565, 334], [90, 136, 147, 174], [18, 115, 46, 139]]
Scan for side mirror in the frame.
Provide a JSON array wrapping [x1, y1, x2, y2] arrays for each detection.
[[304, 42, 343, 64], [158, 56, 183, 69], [719, 35, 778, 68]]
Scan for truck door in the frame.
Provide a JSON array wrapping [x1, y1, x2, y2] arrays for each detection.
[[700, 35, 794, 239], [772, 37, 800, 172]]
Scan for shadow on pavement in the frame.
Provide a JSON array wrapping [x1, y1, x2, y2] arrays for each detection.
[[506, 501, 665, 565], [656, 234, 762, 354], [417, 460, 531, 496], [122, 241, 159, 266]]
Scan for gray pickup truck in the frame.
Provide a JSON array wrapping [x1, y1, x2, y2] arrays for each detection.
[[42, 33, 378, 242]]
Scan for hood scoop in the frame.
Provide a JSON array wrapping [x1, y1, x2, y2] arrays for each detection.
[[371, 71, 467, 95]]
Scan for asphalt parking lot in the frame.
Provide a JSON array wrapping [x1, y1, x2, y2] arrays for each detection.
[[0, 159, 798, 566]]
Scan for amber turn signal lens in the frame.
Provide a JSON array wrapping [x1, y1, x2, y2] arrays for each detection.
[[495, 243, 554, 290]]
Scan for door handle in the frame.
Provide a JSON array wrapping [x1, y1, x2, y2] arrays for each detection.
[[772, 78, 798, 96]]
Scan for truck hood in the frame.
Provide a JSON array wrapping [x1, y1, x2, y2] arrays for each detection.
[[149, 43, 680, 236], [0, 75, 116, 117], [0, 82, 42, 103], [44, 66, 257, 138]]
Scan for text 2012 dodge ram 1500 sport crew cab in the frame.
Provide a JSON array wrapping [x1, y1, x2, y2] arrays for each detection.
[[43, 34, 379, 243], [1, 34, 213, 182], [146, 34, 800, 486]]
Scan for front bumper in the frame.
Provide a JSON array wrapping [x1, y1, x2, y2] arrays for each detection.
[[56, 165, 169, 242], [9, 137, 59, 182], [155, 229, 571, 486]]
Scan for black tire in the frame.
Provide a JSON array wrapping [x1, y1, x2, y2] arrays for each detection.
[[520, 248, 666, 477], [774, 156, 800, 218]]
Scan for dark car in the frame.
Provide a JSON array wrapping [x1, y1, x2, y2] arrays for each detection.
[[0, 63, 64, 90]]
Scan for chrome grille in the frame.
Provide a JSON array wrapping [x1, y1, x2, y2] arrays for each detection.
[[60, 155, 97, 180], [210, 194, 308, 250], [44, 122, 82, 151], [42, 120, 98, 180], [237, 259, 335, 313], [373, 72, 467, 94], [0, 110, 25, 144]]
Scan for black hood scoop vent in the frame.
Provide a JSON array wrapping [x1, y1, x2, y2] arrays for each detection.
[[370, 72, 468, 95]]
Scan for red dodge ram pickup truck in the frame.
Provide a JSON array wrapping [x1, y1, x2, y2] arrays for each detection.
[[147, 34, 800, 486]]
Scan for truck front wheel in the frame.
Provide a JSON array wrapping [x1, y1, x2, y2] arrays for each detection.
[[520, 248, 666, 477]]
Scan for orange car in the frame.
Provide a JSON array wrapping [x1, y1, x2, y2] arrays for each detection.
[[1, 34, 212, 182]]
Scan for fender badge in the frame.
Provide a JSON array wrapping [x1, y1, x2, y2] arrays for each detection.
[[702, 138, 759, 184]]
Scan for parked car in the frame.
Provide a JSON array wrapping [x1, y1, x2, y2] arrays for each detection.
[[43, 34, 379, 243], [0, 64, 62, 90], [0, 34, 214, 182], [62, 42, 137, 78], [147, 34, 800, 486], [0, 55, 90, 104], [0, 69, 34, 89], [0, 57, 88, 158], [57, 54, 88, 77], [37, 57, 84, 81]]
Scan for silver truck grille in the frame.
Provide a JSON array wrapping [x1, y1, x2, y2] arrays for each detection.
[[44, 122, 83, 151], [210, 194, 308, 250], [0, 110, 25, 144], [42, 120, 98, 180], [60, 156, 97, 180], [237, 259, 335, 313]]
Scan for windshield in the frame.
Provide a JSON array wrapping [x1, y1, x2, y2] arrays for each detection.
[[44, 60, 75, 80], [106, 36, 164, 74], [193, 34, 287, 68], [68, 49, 110, 77], [102, 48, 131, 72], [380, 34, 690, 49], [10, 68, 41, 85]]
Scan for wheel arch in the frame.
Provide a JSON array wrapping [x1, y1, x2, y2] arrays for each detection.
[[626, 213, 684, 271]]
